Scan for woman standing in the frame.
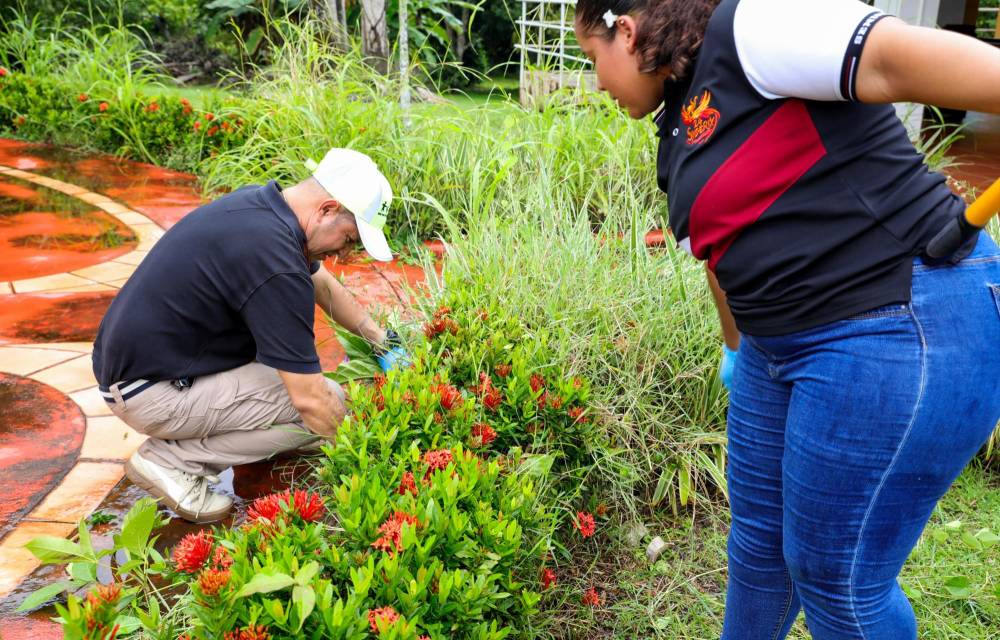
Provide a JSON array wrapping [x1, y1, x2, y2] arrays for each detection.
[[573, 0, 1000, 638]]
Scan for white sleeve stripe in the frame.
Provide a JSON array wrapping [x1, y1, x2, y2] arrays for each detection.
[[734, 0, 890, 102], [839, 11, 890, 101]]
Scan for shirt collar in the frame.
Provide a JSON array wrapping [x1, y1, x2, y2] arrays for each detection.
[[654, 77, 693, 136], [261, 179, 307, 248]]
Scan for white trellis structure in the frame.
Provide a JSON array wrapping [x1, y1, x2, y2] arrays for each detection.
[[516, 0, 595, 106]]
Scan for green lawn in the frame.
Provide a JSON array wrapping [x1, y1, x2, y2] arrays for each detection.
[[568, 464, 1000, 639]]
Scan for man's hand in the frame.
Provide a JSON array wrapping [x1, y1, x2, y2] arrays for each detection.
[[277, 370, 346, 438], [375, 327, 411, 372]]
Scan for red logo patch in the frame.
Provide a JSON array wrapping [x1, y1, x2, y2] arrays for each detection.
[[680, 90, 721, 146]]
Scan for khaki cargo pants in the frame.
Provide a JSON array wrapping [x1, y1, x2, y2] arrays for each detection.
[[107, 362, 344, 476]]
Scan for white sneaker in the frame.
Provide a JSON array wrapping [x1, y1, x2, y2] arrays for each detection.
[[125, 452, 233, 524]]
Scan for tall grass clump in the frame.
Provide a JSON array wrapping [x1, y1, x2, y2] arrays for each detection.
[[197, 16, 661, 238]]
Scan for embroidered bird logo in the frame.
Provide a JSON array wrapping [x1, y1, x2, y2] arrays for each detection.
[[680, 90, 721, 146]]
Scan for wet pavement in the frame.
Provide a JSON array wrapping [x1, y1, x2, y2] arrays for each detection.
[[0, 137, 430, 636]]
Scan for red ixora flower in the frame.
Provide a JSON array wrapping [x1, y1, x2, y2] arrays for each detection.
[[86, 583, 122, 607], [423, 449, 454, 475], [223, 625, 270, 640], [397, 471, 417, 496], [495, 363, 512, 378], [575, 511, 596, 539], [434, 383, 462, 411], [537, 391, 548, 410], [246, 490, 326, 525], [211, 545, 233, 569], [173, 530, 214, 573], [567, 406, 588, 424], [193, 120, 201, 131], [198, 568, 231, 597], [368, 606, 400, 632], [371, 511, 419, 554], [582, 587, 602, 607], [483, 388, 503, 411], [207, 125, 219, 137], [180, 98, 191, 107], [146, 102, 160, 112], [77, 93, 88, 102], [470, 423, 497, 448], [204, 112, 215, 121], [14, 115, 25, 126], [0, 67, 8, 76], [98, 102, 108, 112], [541, 568, 557, 590], [530, 374, 546, 393], [423, 306, 459, 339]]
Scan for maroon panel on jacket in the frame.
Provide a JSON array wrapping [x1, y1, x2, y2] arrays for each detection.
[[690, 100, 827, 271]]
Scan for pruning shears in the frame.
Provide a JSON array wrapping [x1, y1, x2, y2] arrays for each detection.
[[925, 176, 1000, 258]]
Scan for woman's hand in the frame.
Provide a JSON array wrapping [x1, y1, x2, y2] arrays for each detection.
[[720, 344, 739, 390], [857, 17, 1000, 113]]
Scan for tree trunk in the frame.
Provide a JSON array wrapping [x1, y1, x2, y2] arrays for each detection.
[[399, 0, 411, 126], [361, 0, 390, 74], [455, 8, 470, 63], [317, 0, 347, 49]]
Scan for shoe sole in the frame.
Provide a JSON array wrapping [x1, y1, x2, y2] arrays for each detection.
[[125, 458, 232, 524]]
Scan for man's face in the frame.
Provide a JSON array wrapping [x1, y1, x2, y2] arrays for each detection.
[[304, 202, 360, 262]]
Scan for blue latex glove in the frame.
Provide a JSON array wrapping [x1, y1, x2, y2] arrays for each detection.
[[376, 346, 411, 372], [719, 344, 738, 390]]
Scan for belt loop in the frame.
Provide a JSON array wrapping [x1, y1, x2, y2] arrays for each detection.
[[111, 382, 126, 409]]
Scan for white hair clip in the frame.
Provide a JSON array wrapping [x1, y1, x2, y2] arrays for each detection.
[[603, 10, 618, 29]]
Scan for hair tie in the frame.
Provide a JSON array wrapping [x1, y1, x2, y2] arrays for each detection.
[[603, 10, 619, 29]]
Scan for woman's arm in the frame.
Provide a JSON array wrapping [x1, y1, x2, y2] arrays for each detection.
[[705, 264, 740, 350], [857, 17, 1000, 112]]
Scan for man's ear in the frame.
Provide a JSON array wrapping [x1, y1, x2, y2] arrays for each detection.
[[319, 198, 343, 218]]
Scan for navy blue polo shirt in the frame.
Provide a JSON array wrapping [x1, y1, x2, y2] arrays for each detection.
[[92, 181, 322, 387]]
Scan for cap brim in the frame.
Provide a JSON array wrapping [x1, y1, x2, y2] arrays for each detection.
[[356, 216, 392, 262]]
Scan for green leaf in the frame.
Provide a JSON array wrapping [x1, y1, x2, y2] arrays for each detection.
[[652, 466, 676, 507], [931, 529, 949, 544], [24, 536, 84, 563], [117, 498, 159, 556], [295, 561, 320, 585], [943, 576, 973, 599], [237, 571, 295, 598], [67, 561, 97, 583], [77, 520, 94, 557], [17, 581, 72, 612], [960, 531, 983, 551], [974, 529, 999, 547], [899, 580, 922, 601], [943, 519, 963, 531], [292, 585, 316, 631]]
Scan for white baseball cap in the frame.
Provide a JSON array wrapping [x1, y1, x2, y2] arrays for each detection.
[[307, 148, 393, 262]]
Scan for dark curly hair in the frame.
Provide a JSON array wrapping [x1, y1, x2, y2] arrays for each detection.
[[575, 0, 722, 81]]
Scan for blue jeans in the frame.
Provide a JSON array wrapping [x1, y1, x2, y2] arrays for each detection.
[[721, 234, 1000, 639]]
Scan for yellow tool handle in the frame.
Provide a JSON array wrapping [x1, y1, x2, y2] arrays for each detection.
[[925, 175, 1000, 259], [966, 176, 1000, 226]]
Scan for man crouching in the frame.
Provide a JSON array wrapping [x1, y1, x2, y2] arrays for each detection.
[[92, 148, 407, 523]]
